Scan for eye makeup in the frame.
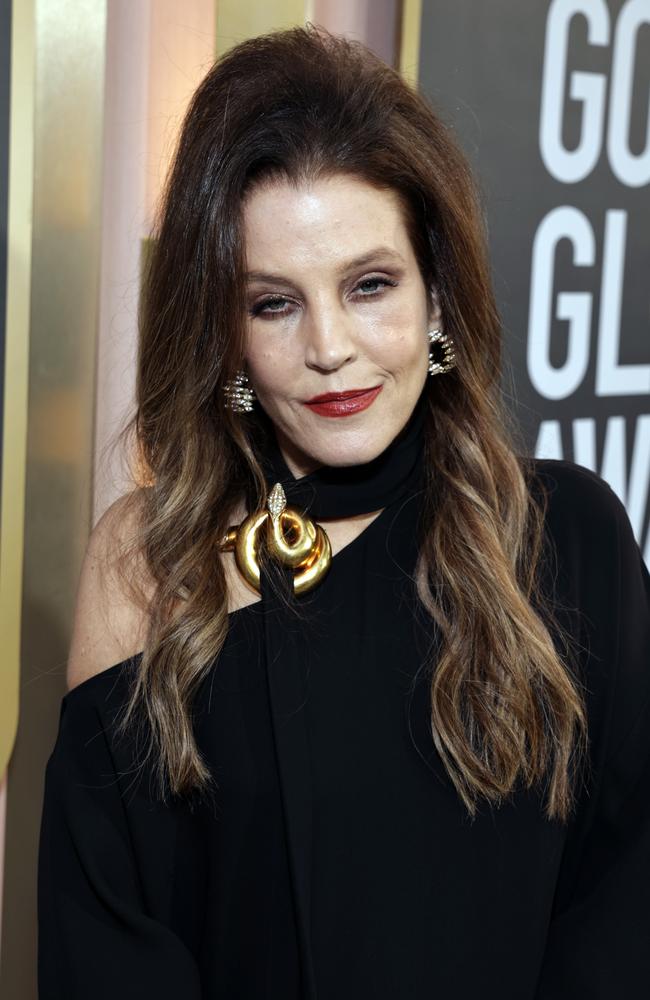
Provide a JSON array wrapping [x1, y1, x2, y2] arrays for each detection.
[[248, 275, 399, 319]]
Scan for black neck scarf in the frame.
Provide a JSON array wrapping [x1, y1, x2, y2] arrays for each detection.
[[259, 391, 426, 521], [253, 395, 426, 999]]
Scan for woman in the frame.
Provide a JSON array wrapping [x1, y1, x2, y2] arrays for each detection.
[[38, 25, 650, 999]]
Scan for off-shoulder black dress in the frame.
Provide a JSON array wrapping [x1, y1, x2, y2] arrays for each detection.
[[37, 410, 650, 999]]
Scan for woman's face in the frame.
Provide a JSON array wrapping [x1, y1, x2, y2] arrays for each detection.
[[242, 173, 439, 476]]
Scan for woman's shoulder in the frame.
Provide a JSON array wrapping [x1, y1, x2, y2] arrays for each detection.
[[528, 456, 620, 511], [526, 456, 633, 545], [528, 459, 650, 767], [65, 491, 153, 693], [523, 457, 648, 616], [62, 651, 142, 711]]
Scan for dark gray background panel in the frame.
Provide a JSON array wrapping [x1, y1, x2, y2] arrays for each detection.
[[417, 0, 650, 560]]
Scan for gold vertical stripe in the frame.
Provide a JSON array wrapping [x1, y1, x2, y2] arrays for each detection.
[[216, 0, 306, 58], [1, 2, 107, 990], [399, 0, 422, 87], [1, 0, 35, 774]]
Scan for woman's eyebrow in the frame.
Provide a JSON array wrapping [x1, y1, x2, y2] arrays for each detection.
[[336, 247, 406, 273], [245, 246, 406, 284]]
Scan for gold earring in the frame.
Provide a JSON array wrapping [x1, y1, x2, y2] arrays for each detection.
[[224, 370, 256, 412], [428, 328, 456, 375]]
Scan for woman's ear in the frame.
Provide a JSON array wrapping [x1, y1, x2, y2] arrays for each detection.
[[428, 286, 442, 328]]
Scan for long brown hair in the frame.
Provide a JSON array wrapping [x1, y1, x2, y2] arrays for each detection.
[[112, 24, 589, 822]]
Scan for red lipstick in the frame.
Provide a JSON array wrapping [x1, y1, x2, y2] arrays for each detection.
[[303, 385, 382, 417]]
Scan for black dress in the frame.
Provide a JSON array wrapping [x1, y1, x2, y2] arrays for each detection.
[[37, 446, 650, 998]]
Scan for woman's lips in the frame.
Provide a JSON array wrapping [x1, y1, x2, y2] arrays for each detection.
[[303, 385, 382, 417]]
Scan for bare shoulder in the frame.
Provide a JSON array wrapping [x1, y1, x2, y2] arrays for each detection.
[[66, 491, 156, 692]]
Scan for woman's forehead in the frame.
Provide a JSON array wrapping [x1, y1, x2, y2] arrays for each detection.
[[242, 175, 414, 273]]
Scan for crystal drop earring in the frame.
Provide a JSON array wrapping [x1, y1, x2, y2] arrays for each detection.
[[223, 370, 256, 412], [427, 328, 456, 375]]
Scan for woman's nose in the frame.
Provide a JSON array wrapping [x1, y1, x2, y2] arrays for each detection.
[[303, 304, 357, 373]]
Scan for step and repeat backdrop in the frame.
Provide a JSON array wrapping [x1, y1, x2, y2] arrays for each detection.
[[417, 0, 650, 564]]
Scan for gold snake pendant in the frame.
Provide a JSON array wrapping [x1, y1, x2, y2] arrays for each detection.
[[220, 483, 332, 595]]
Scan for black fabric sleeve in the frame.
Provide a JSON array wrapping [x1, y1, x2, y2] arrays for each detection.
[[534, 468, 650, 997], [37, 686, 203, 1000]]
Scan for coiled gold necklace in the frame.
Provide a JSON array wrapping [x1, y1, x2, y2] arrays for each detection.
[[221, 483, 332, 595]]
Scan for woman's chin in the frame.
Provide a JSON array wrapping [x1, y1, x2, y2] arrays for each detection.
[[286, 432, 395, 474]]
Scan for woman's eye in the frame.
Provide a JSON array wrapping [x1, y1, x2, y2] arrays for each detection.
[[249, 277, 396, 319], [354, 277, 397, 296], [250, 296, 292, 318]]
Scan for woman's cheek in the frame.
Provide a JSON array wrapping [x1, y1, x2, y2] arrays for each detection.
[[363, 300, 425, 345], [247, 342, 281, 382], [248, 353, 299, 403], [371, 328, 426, 370]]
